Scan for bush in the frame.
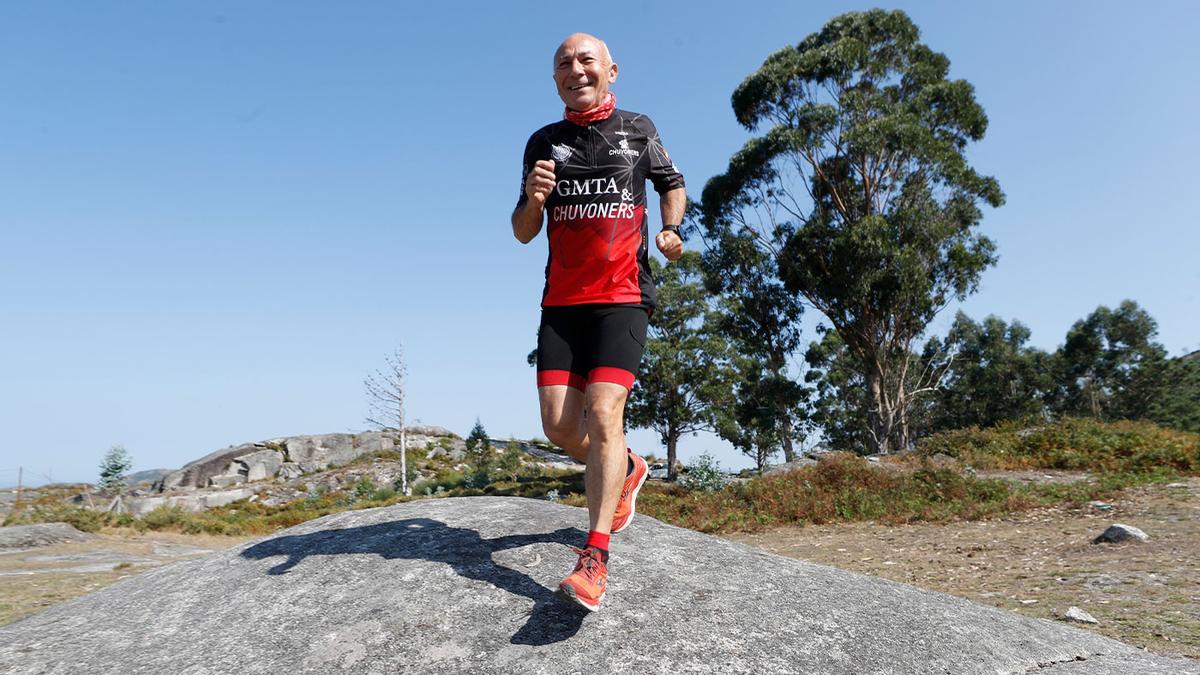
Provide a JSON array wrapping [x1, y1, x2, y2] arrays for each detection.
[[679, 453, 728, 492], [918, 418, 1200, 475]]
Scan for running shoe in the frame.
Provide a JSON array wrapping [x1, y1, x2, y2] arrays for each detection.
[[611, 449, 649, 534], [558, 546, 607, 612]]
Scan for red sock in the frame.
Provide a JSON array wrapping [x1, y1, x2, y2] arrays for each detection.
[[586, 530, 610, 560]]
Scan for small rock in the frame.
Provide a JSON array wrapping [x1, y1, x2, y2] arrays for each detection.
[[1165, 482, 1188, 489], [1019, 599, 1038, 605], [1087, 501, 1112, 511], [1092, 523, 1149, 544], [1064, 607, 1099, 624]]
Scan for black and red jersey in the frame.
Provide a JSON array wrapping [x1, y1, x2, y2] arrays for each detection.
[[517, 109, 685, 309]]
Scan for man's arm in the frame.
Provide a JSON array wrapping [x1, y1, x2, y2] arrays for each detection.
[[655, 186, 686, 261], [660, 186, 686, 227], [512, 159, 555, 244], [512, 200, 545, 244]]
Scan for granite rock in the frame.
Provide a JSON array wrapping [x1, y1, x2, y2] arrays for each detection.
[[1, 497, 1195, 674], [0, 523, 93, 549], [1093, 524, 1149, 544]]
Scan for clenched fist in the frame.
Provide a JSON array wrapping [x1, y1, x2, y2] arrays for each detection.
[[655, 229, 683, 261], [524, 159, 555, 207]]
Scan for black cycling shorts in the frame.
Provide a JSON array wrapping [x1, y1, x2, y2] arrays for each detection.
[[536, 304, 649, 391]]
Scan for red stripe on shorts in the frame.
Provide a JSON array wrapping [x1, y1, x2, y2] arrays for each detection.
[[537, 369, 587, 391], [588, 366, 636, 390]]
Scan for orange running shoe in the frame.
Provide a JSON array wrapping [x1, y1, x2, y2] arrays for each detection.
[[558, 546, 608, 612], [611, 449, 649, 534]]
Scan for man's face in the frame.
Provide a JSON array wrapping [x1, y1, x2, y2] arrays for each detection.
[[553, 36, 617, 112]]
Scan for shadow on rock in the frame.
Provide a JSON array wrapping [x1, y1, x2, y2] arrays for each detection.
[[240, 518, 590, 645]]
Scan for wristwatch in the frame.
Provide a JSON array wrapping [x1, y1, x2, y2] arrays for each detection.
[[661, 224, 682, 239]]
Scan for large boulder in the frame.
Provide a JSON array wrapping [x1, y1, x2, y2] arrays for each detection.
[[124, 487, 257, 516], [157, 443, 263, 491], [1, 498, 1194, 674], [156, 429, 440, 492], [0, 523, 92, 549]]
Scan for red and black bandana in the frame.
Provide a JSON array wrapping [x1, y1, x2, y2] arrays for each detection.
[[564, 92, 616, 126]]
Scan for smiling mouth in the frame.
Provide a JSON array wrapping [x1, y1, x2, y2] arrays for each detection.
[[568, 83, 591, 91]]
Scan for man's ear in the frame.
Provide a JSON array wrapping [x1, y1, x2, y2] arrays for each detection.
[[608, 62, 619, 84]]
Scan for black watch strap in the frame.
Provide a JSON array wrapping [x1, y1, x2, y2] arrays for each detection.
[[661, 224, 682, 238]]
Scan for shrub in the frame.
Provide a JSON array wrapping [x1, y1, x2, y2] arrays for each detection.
[[918, 418, 1200, 475], [679, 453, 728, 492]]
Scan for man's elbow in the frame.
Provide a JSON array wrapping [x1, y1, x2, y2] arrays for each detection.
[[511, 220, 536, 244]]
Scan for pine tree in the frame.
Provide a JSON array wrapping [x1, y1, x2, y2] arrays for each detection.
[[98, 445, 133, 494], [465, 419, 491, 469]]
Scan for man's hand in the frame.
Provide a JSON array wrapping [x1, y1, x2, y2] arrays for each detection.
[[655, 229, 683, 261], [524, 159, 555, 206]]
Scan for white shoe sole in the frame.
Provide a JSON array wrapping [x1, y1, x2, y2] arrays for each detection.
[[558, 582, 603, 612]]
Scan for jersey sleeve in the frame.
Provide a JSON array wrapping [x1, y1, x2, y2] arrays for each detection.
[[517, 129, 549, 208], [640, 116, 686, 195]]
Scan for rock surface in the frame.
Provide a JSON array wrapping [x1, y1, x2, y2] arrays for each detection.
[[0, 523, 92, 549], [1093, 523, 1149, 544], [1, 498, 1195, 674], [1065, 607, 1101, 624]]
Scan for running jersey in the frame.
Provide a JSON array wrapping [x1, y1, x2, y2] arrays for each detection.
[[517, 109, 685, 309]]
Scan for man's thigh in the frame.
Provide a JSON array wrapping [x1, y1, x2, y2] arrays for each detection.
[[588, 306, 649, 389], [538, 384, 585, 430]]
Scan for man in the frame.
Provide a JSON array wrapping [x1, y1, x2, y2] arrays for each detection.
[[511, 33, 686, 612]]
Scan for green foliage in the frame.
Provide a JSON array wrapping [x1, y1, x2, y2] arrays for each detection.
[[464, 419, 491, 468], [98, 445, 133, 494], [917, 418, 1200, 475], [702, 9, 1003, 454], [679, 453, 728, 492], [695, 198, 808, 466], [804, 329, 871, 452], [351, 477, 376, 502], [926, 312, 1056, 432], [632, 449, 1171, 535], [1053, 300, 1168, 421], [1147, 354, 1200, 432], [489, 444, 524, 483], [627, 252, 734, 478]]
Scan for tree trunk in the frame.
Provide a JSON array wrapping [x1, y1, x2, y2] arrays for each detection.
[[400, 427, 410, 496], [771, 349, 797, 462], [865, 367, 891, 455], [780, 414, 796, 462], [666, 433, 678, 482]]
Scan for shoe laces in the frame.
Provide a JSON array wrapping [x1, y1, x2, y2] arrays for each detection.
[[569, 546, 604, 581]]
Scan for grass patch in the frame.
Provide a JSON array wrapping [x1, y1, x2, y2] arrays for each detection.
[[626, 452, 1176, 535], [917, 418, 1200, 474]]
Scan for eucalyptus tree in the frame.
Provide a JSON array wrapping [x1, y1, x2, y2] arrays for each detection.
[[626, 253, 731, 480], [1147, 352, 1200, 433], [700, 209, 807, 462], [1053, 300, 1167, 421], [927, 313, 1055, 431], [701, 9, 1003, 453]]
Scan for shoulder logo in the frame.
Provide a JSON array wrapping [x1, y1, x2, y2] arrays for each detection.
[[551, 144, 573, 163]]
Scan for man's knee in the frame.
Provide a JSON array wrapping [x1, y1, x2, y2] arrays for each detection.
[[586, 387, 627, 440], [542, 418, 583, 448]]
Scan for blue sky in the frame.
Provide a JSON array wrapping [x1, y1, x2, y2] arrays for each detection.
[[3, 1, 1198, 486]]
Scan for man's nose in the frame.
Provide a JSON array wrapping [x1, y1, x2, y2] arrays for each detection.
[[569, 59, 585, 76]]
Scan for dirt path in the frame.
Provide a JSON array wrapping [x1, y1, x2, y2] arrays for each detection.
[[725, 477, 1200, 659], [0, 530, 253, 626]]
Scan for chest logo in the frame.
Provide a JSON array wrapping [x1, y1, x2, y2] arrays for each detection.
[[551, 143, 573, 163], [608, 138, 640, 157]]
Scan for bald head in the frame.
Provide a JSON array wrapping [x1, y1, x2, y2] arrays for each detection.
[[552, 33, 619, 112], [554, 33, 613, 69]]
